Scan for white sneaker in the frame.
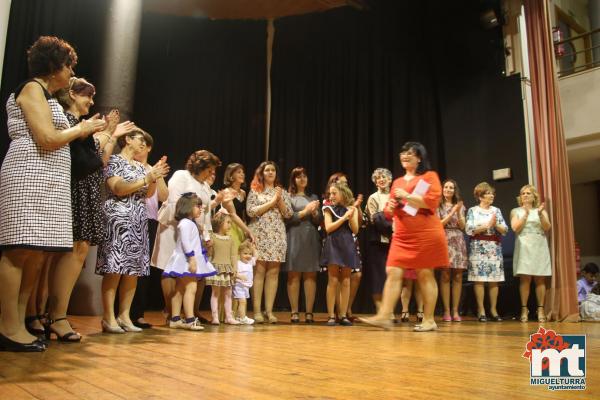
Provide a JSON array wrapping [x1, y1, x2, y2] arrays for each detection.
[[238, 316, 255, 325], [169, 319, 183, 329], [182, 318, 204, 331]]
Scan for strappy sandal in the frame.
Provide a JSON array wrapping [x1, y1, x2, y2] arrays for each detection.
[[400, 312, 410, 322], [416, 311, 424, 323], [305, 313, 315, 324], [537, 306, 547, 323], [44, 317, 81, 342], [25, 315, 46, 336], [290, 312, 300, 323], [520, 305, 529, 322]]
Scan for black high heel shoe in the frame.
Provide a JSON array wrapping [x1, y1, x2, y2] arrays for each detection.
[[400, 312, 410, 323], [44, 317, 81, 342], [0, 332, 45, 352], [25, 315, 46, 336]]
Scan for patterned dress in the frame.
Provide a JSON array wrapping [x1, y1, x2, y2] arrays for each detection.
[[65, 112, 105, 245], [511, 208, 551, 276], [0, 80, 72, 251], [247, 187, 293, 262], [437, 203, 468, 269], [96, 154, 149, 276], [466, 206, 508, 282]]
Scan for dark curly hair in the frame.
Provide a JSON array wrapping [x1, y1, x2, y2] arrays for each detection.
[[27, 36, 78, 77], [185, 150, 221, 176]]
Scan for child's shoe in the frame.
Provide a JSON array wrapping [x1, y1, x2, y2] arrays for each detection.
[[238, 316, 255, 325], [182, 317, 204, 331], [169, 317, 183, 329]]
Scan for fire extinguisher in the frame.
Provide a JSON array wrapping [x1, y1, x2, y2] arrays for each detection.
[[552, 27, 565, 57]]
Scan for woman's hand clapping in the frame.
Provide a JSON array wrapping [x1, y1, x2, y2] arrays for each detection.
[[147, 156, 170, 182], [78, 113, 106, 137]]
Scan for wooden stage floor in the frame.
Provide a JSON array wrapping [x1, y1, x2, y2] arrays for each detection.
[[0, 312, 598, 400]]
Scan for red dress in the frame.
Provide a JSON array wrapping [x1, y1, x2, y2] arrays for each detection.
[[385, 171, 449, 269]]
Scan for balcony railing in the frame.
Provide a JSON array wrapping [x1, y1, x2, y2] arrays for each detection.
[[555, 28, 600, 77]]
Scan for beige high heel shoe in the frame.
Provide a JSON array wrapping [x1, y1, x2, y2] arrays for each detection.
[[537, 306, 547, 323], [520, 306, 529, 323]]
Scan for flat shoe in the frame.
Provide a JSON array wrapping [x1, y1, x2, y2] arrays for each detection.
[[414, 322, 438, 332], [478, 315, 487, 322], [452, 315, 462, 322], [489, 315, 503, 322], [254, 313, 264, 324], [442, 314, 452, 322], [358, 317, 393, 330]]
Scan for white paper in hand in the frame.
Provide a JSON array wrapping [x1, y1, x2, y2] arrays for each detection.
[[403, 179, 431, 216]]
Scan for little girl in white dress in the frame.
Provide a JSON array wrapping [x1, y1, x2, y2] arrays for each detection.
[[163, 193, 216, 330]]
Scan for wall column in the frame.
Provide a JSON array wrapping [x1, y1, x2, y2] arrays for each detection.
[[0, 0, 12, 90]]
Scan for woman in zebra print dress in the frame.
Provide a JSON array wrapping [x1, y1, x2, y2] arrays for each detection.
[[96, 129, 169, 333]]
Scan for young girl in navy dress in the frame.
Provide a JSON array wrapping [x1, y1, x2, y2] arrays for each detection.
[[321, 182, 360, 326], [163, 193, 216, 331], [206, 211, 240, 325]]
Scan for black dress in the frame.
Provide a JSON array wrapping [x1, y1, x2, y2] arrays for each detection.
[[320, 205, 360, 268], [65, 112, 106, 245]]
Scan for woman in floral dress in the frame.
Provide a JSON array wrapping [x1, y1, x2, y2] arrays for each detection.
[[246, 161, 292, 323], [437, 179, 468, 322], [466, 182, 508, 322]]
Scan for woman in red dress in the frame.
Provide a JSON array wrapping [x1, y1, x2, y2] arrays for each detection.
[[361, 142, 448, 332]]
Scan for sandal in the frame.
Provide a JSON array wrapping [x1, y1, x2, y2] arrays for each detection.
[[520, 305, 529, 323], [400, 312, 410, 323], [290, 312, 300, 323], [305, 313, 314, 324], [44, 317, 81, 342], [416, 311, 424, 323], [537, 306, 547, 323], [25, 315, 46, 336]]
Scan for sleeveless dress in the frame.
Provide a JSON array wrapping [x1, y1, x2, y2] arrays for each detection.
[[0, 80, 72, 251], [65, 112, 106, 245], [228, 193, 247, 249], [320, 205, 360, 268], [512, 208, 551, 276], [385, 171, 448, 269], [96, 155, 150, 276], [437, 203, 468, 269]]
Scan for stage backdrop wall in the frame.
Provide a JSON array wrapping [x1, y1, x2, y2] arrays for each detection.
[[268, 1, 528, 315]]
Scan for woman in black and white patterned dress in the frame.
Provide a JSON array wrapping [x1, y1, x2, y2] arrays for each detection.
[[96, 130, 169, 333], [0, 37, 105, 351]]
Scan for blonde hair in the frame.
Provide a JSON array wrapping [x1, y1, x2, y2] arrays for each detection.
[[211, 211, 231, 233], [330, 182, 354, 207], [473, 182, 495, 201], [238, 239, 253, 255], [517, 184, 540, 207]]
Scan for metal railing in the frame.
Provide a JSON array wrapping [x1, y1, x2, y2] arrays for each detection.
[[555, 28, 600, 77]]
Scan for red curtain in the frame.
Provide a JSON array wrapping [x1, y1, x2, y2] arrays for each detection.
[[524, 0, 579, 321]]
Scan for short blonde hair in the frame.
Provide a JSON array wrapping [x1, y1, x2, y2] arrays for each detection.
[[517, 184, 540, 207], [238, 239, 253, 255], [473, 182, 495, 201]]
